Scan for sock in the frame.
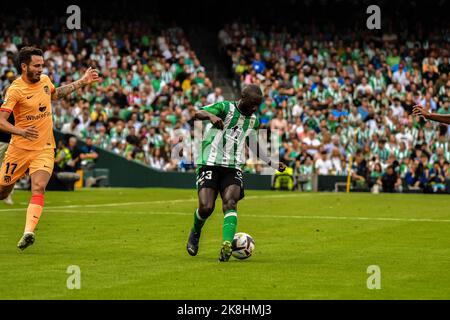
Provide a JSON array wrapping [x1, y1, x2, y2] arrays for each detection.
[[192, 209, 206, 233], [24, 194, 44, 233], [222, 210, 237, 243]]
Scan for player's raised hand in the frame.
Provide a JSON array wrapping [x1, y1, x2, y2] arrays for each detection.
[[210, 115, 224, 130], [20, 126, 39, 140], [412, 104, 430, 119], [81, 67, 100, 85]]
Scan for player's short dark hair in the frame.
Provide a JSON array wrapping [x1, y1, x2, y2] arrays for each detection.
[[18, 46, 43, 67], [241, 84, 263, 105]]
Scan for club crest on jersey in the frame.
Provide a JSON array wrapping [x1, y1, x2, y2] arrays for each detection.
[[43, 85, 50, 95], [4, 175, 11, 184], [39, 104, 47, 112]]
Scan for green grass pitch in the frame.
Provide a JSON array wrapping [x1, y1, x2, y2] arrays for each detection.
[[0, 188, 449, 299]]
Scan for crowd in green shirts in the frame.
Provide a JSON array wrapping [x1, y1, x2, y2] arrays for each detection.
[[220, 21, 449, 192]]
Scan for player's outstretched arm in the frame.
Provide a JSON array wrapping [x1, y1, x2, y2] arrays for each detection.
[[51, 67, 100, 100], [247, 131, 286, 172], [254, 149, 287, 172], [0, 111, 38, 140], [413, 104, 450, 125]]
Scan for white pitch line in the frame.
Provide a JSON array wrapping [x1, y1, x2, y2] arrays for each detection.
[[0, 193, 307, 213], [0, 199, 193, 212], [245, 214, 450, 223], [41, 209, 450, 223], [2, 193, 449, 223]]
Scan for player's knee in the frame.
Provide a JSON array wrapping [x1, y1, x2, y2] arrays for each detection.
[[31, 181, 47, 194], [198, 203, 215, 217], [222, 198, 237, 212]]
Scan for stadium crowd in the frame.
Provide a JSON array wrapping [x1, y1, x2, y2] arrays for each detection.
[[1, 17, 219, 173], [0, 14, 449, 193], [219, 21, 450, 192]]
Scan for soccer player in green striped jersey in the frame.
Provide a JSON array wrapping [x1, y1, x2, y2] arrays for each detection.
[[186, 85, 286, 262]]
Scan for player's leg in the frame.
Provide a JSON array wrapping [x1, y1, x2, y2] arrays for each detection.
[[194, 187, 218, 233], [218, 169, 244, 262], [0, 142, 14, 204], [0, 144, 27, 200], [218, 184, 242, 262], [17, 170, 51, 250], [187, 188, 218, 256], [17, 149, 54, 250], [3, 189, 14, 205], [187, 166, 219, 256], [0, 184, 15, 200]]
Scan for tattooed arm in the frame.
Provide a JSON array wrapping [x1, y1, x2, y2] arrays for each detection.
[[51, 67, 100, 100], [51, 78, 86, 100]]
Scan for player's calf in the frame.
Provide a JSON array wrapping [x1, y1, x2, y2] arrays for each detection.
[[0, 184, 14, 200], [15, 194, 45, 251], [187, 208, 210, 256], [198, 202, 215, 219], [0, 191, 10, 200]]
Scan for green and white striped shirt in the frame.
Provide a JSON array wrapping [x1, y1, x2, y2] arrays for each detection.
[[393, 148, 410, 161], [369, 75, 386, 92], [197, 101, 260, 170], [434, 141, 449, 153]]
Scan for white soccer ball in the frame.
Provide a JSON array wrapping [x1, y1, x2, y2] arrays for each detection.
[[231, 232, 255, 260]]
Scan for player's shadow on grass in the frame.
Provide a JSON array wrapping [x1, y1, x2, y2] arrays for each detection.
[[186, 254, 265, 263]]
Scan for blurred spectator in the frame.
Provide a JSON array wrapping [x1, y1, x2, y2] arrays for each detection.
[[428, 162, 447, 193], [405, 161, 425, 190], [315, 151, 333, 175], [80, 137, 99, 169], [378, 165, 402, 193], [61, 118, 82, 137], [352, 151, 369, 189], [206, 87, 224, 104], [55, 136, 81, 173]]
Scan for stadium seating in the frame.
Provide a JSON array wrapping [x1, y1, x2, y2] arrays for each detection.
[[218, 21, 450, 193], [0, 11, 448, 193]]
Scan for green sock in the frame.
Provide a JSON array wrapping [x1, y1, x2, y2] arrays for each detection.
[[222, 210, 237, 243], [192, 209, 206, 233]]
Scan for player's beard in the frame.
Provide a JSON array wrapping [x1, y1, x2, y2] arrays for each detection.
[[238, 100, 258, 116], [239, 104, 255, 116], [26, 68, 40, 83]]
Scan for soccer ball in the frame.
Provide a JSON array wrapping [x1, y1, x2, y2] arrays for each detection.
[[231, 232, 255, 259]]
